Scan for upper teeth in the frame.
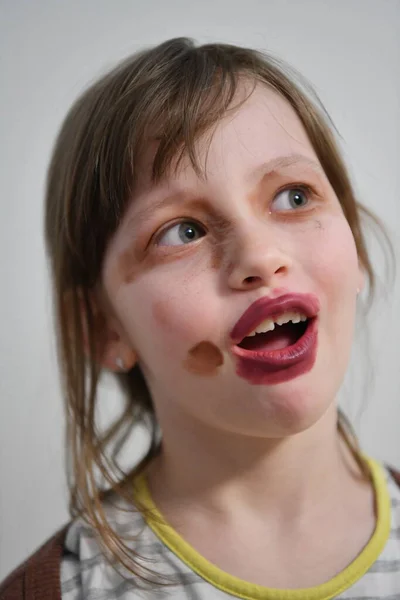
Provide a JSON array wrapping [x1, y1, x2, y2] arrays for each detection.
[[246, 312, 307, 337]]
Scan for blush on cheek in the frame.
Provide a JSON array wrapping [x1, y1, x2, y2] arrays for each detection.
[[183, 341, 224, 376]]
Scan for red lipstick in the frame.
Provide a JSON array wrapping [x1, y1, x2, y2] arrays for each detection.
[[230, 293, 320, 385]]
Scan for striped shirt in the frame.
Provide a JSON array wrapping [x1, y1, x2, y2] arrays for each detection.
[[61, 458, 400, 599]]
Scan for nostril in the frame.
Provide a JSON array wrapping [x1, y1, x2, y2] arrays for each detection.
[[244, 276, 261, 284], [276, 266, 286, 274]]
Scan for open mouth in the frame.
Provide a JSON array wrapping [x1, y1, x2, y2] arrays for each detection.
[[237, 318, 309, 353], [230, 293, 320, 384]]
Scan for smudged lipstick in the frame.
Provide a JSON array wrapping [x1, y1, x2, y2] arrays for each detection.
[[230, 293, 320, 385]]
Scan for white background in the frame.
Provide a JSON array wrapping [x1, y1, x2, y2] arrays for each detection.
[[1, 0, 399, 579]]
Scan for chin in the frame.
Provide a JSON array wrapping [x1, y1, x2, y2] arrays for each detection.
[[238, 366, 340, 439]]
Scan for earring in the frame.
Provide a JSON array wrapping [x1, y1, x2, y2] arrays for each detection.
[[115, 357, 125, 371]]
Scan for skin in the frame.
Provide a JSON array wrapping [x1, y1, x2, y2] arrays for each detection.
[[98, 83, 374, 588]]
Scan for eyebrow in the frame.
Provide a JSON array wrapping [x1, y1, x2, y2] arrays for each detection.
[[125, 153, 324, 230], [246, 153, 324, 184]]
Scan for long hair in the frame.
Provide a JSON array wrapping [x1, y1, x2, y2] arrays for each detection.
[[44, 37, 393, 579]]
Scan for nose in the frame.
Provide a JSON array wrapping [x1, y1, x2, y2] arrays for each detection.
[[226, 222, 293, 291]]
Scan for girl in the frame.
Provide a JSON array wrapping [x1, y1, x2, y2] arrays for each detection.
[[1, 37, 399, 599]]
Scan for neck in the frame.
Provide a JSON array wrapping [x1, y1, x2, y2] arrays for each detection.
[[146, 404, 365, 522]]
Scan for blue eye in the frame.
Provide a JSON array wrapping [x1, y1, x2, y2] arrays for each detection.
[[272, 187, 310, 211], [157, 221, 205, 247]]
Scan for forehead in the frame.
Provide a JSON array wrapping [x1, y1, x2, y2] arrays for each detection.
[[136, 83, 319, 196], [204, 84, 316, 175]]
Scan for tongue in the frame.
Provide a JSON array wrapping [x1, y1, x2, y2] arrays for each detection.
[[239, 322, 301, 352]]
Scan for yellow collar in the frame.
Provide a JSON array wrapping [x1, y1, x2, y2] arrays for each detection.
[[133, 457, 391, 600]]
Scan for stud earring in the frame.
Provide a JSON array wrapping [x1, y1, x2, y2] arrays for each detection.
[[115, 357, 125, 371]]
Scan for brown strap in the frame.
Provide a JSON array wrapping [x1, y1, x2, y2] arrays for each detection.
[[0, 525, 68, 600], [389, 467, 400, 488]]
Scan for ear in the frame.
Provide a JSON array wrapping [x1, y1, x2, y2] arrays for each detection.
[[357, 261, 365, 295], [78, 289, 137, 373]]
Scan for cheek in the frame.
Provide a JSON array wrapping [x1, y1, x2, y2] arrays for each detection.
[[144, 249, 226, 342], [151, 295, 206, 342], [113, 261, 221, 362], [310, 217, 359, 291], [291, 214, 359, 289], [132, 287, 225, 378], [302, 216, 360, 349]]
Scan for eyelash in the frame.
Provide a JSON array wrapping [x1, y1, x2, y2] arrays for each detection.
[[150, 183, 320, 247]]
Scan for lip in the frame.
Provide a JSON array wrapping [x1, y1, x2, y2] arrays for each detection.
[[230, 293, 320, 344], [230, 293, 320, 385]]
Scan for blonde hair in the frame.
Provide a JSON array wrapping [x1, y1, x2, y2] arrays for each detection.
[[44, 37, 392, 580]]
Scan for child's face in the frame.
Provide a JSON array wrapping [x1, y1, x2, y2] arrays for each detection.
[[101, 83, 363, 438]]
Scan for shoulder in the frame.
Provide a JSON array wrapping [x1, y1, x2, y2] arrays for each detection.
[[61, 495, 154, 599], [0, 524, 69, 600]]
